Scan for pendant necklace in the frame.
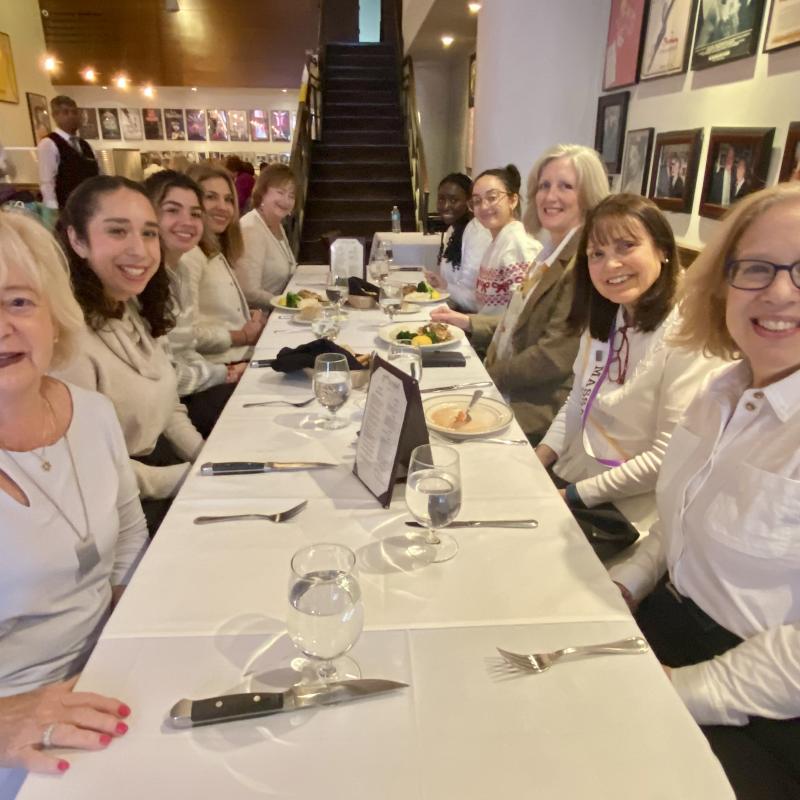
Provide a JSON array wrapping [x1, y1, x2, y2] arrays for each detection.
[[29, 393, 57, 472]]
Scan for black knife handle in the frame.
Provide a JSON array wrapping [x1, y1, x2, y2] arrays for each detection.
[[250, 359, 275, 368], [191, 692, 284, 726], [200, 462, 265, 475]]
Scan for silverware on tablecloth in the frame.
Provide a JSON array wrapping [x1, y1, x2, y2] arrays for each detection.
[[243, 398, 316, 408], [169, 678, 408, 728], [193, 500, 308, 525], [497, 636, 649, 674], [406, 519, 538, 529], [200, 461, 337, 476], [419, 381, 493, 393], [430, 432, 528, 446]]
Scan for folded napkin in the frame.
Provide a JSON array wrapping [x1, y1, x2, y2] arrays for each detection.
[[421, 351, 467, 368], [348, 276, 380, 297], [272, 339, 366, 373]]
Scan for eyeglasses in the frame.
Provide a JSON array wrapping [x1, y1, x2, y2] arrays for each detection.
[[725, 259, 800, 291], [467, 190, 511, 211], [608, 325, 630, 385]]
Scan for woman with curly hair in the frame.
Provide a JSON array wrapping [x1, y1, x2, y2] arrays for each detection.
[[54, 175, 203, 534]]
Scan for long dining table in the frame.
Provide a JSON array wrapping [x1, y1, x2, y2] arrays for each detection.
[[17, 265, 734, 799]]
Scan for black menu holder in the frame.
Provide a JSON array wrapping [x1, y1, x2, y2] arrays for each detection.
[[353, 355, 429, 507]]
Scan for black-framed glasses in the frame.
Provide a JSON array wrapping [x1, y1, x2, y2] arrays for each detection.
[[608, 325, 630, 385], [467, 190, 511, 211], [725, 259, 800, 291]]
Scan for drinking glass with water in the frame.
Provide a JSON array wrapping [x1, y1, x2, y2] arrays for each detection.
[[312, 352, 351, 430], [311, 305, 340, 340], [379, 280, 403, 320], [387, 342, 423, 382]]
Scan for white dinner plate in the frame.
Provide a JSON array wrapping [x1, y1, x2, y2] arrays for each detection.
[[269, 290, 326, 312], [402, 289, 450, 304], [378, 323, 464, 349], [423, 394, 513, 439]]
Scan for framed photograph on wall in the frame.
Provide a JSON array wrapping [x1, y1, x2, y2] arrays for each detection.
[[764, 0, 800, 52], [186, 109, 207, 141], [228, 110, 249, 141], [648, 128, 703, 213], [699, 127, 775, 218], [207, 109, 230, 141], [602, 0, 647, 90], [120, 108, 143, 141], [270, 110, 291, 142], [594, 91, 630, 174], [692, 0, 767, 70], [640, 0, 698, 80], [249, 109, 269, 141], [26, 92, 51, 143], [164, 109, 186, 141], [620, 127, 654, 194], [143, 108, 164, 140], [0, 32, 19, 104], [778, 122, 800, 182], [78, 108, 99, 140], [98, 108, 122, 140]]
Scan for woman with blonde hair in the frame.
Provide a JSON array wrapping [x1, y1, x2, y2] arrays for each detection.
[[0, 211, 144, 785], [610, 183, 800, 798]]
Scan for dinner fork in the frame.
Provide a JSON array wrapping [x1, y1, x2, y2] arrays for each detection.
[[497, 636, 649, 674], [243, 398, 316, 408], [193, 500, 308, 525]]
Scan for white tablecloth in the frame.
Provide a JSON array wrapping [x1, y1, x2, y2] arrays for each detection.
[[370, 231, 441, 270], [15, 265, 733, 799]]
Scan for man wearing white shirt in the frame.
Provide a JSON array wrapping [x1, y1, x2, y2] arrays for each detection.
[[36, 95, 100, 210]]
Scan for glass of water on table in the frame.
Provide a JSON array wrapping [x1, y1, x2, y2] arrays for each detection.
[[405, 444, 462, 562], [326, 269, 349, 319], [387, 342, 423, 381], [379, 280, 403, 320], [287, 543, 363, 682], [312, 352, 351, 429]]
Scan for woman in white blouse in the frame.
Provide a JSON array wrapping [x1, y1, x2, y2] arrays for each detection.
[[0, 212, 144, 782], [236, 163, 298, 309], [536, 194, 719, 528], [611, 183, 800, 799]]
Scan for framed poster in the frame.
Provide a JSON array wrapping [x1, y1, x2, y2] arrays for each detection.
[[648, 128, 703, 213], [26, 92, 51, 143], [692, 0, 767, 70], [640, 0, 698, 80], [164, 108, 186, 140], [699, 127, 775, 218], [186, 109, 207, 141], [764, 0, 800, 52], [228, 109, 249, 141], [78, 108, 99, 139], [620, 127, 654, 194], [98, 108, 122, 140], [143, 108, 164, 140], [594, 91, 629, 174], [249, 109, 269, 141], [270, 110, 291, 142], [120, 107, 143, 141], [778, 122, 800, 182], [207, 109, 229, 141], [0, 33, 19, 104], [602, 0, 647, 90]]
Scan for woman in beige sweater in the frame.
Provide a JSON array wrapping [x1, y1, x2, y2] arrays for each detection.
[[56, 176, 203, 534]]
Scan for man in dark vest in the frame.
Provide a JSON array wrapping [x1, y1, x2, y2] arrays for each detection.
[[36, 95, 100, 211]]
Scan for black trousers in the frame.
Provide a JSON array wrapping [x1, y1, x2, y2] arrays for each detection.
[[180, 382, 235, 439], [132, 435, 184, 537], [636, 578, 800, 799]]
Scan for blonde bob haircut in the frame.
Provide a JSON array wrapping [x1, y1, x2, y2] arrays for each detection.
[[0, 210, 85, 368], [674, 182, 800, 359], [523, 144, 610, 235]]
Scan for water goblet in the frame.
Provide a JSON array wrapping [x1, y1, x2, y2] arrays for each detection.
[[311, 305, 341, 340], [387, 342, 423, 382], [312, 352, 351, 430], [379, 280, 403, 320], [326, 273, 350, 319]]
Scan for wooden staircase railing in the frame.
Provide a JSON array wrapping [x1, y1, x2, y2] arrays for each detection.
[[401, 56, 430, 233]]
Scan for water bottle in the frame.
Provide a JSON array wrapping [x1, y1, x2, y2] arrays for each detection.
[[391, 205, 401, 233]]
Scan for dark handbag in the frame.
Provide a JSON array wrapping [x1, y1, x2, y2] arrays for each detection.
[[570, 506, 640, 561]]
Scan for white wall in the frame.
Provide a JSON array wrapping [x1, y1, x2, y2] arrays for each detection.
[[0, 0, 53, 146], [403, 0, 437, 51]]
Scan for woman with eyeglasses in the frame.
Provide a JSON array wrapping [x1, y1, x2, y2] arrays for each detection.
[[610, 183, 800, 800], [536, 194, 720, 529], [235, 163, 298, 309]]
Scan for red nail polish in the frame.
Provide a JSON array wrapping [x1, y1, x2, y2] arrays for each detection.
[[99, 734, 112, 746], [118, 704, 131, 718], [57, 760, 70, 772], [115, 721, 128, 735]]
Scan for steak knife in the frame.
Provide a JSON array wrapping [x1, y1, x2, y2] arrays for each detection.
[[200, 461, 337, 476], [169, 678, 408, 728]]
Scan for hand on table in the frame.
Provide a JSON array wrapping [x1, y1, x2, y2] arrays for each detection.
[[430, 307, 470, 331], [243, 312, 266, 345], [424, 271, 446, 290], [226, 362, 248, 383], [0, 676, 131, 774]]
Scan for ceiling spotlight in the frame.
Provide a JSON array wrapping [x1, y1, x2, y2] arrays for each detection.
[[191, 86, 198, 92], [81, 66, 97, 82], [281, 88, 288, 93], [42, 55, 57, 72], [102, 85, 108, 90], [142, 85, 155, 98], [468, 2, 482, 13], [113, 73, 130, 90], [441, 35, 455, 48]]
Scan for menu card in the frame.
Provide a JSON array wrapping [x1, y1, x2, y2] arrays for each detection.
[[353, 356, 428, 507], [330, 238, 364, 278]]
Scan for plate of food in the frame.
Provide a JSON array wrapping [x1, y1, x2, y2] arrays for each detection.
[[402, 281, 449, 304], [378, 322, 464, 349], [423, 394, 513, 439], [270, 289, 325, 313]]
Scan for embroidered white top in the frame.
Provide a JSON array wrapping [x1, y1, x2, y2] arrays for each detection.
[[540, 306, 721, 523], [438, 218, 492, 312], [610, 362, 800, 725]]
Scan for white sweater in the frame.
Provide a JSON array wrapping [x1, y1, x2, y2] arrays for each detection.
[[439, 218, 492, 313], [53, 303, 204, 499]]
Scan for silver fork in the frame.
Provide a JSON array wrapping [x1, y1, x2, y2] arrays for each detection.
[[497, 636, 649, 674], [243, 398, 316, 408], [193, 500, 308, 525]]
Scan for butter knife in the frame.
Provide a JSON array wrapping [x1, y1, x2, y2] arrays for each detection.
[[168, 678, 408, 728], [420, 380, 493, 394], [406, 519, 538, 529], [200, 461, 337, 476]]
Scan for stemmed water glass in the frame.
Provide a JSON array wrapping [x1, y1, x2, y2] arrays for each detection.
[[405, 444, 462, 562], [387, 342, 423, 381], [326, 271, 350, 319], [312, 352, 351, 430], [287, 543, 363, 683], [379, 280, 403, 320], [311, 305, 340, 340]]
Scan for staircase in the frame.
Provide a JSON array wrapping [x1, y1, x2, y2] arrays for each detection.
[[298, 42, 416, 264]]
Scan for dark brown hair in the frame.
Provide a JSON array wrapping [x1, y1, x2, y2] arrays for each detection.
[[60, 175, 175, 337], [251, 163, 297, 210], [474, 164, 522, 220], [568, 193, 680, 341]]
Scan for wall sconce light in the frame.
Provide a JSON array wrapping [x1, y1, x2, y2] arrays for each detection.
[[441, 35, 455, 48]]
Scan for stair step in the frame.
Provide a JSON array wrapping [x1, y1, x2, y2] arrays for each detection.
[[326, 77, 397, 93], [324, 129, 404, 145], [313, 143, 408, 163], [324, 102, 400, 119], [310, 179, 409, 199], [305, 198, 414, 220], [326, 88, 398, 104], [324, 115, 402, 131], [327, 42, 394, 57], [326, 65, 398, 81], [311, 162, 410, 181]]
